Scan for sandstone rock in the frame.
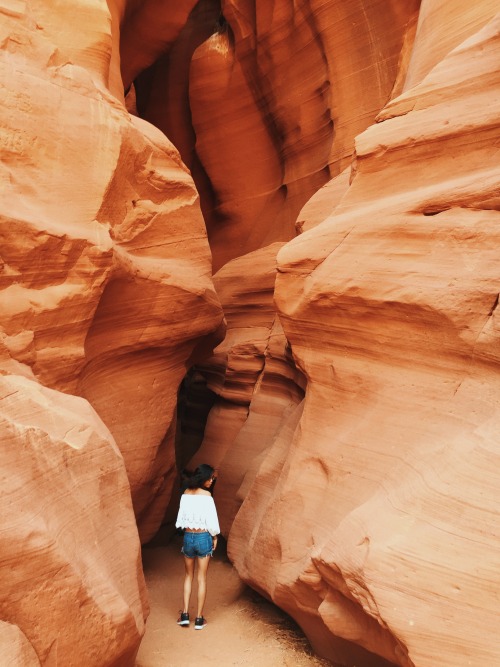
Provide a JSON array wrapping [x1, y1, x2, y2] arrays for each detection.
[[230, 8, 500, 667], [0, 7, 119, 394], [0, 622, 41, 667], [132, 0, 420, 270], [189, 31, 291, 270], [119, 0, 199, 91], [295, 167, 351, 234], [0, 1, 223, 544], [130, 2, 223, 198], [403, 0, 498, 89], [0, 374, 147, 666], [184, 243, 306, 534], [77, 113, 223, 543]]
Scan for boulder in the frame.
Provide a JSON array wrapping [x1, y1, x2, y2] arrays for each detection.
[[0, 375, 147, 666]]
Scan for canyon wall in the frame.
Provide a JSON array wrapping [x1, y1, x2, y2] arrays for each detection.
[[129, 0, 420, 270], [1, 1, 499, 666], [227, 5, 500, 667], [186, 242, 307, 535], [0, 375, 147, 666], [0, 0, 222, 663]]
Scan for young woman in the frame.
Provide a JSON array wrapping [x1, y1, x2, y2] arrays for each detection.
[[175, 464, 220, 630]]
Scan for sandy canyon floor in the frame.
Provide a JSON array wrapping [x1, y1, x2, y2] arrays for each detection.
[[136, 535, 333, 667]]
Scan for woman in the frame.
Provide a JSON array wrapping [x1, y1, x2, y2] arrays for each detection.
[[175, 464, 220, 630]]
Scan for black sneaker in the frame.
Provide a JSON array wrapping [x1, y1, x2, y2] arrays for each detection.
[[177, 611, 189, 627], [194, 616, 207, 630]]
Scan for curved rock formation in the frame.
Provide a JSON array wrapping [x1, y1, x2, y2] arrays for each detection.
[[0, 0, 222, 542], [130, 0, 419, 270], [76, 113, 223, 543], [229, 7, 500, 667], [0, 622, 41, 667], [0, 375, 147, 666], [184, 243, 306, 533], [0, 1, 221, 663]]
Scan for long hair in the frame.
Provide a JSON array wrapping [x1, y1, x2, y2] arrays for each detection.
[[180, 464, 216, 494]]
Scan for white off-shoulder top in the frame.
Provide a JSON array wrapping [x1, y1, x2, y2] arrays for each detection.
[[175, 493, 220, 536]]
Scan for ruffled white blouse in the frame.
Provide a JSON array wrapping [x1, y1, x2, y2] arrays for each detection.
[[175, 493, 220, 536]]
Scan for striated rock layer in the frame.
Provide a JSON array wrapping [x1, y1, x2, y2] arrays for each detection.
[[0, 0, 222, 537], [0, 374, 147, 666], [229, 6, 500, 667], [130, 0, 420, 270], [0, 0, 222, 663], [184, 243, 306, 534]]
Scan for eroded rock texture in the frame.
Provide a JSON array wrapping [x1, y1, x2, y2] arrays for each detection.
[[1, 0, 500, 666], [0, 0, 221, 663], [129, 0, 419, 270], [1, 0, 222, 521], [229, 6, 500, 667], [185, 243, 306, 534], [0, 375, 147, 666], [0, 621, 40, 667]]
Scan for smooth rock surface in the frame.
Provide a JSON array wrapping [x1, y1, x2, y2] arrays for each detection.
[[229, 8, 500, 667], [0, 1, 223, 544], [0, 622, 41, 667], [186, 243, 306, 534], [0, 2, 221, 664], [76, 113, 223, 543], [132, 0, 420, 270], [0, 374, 147, 666]]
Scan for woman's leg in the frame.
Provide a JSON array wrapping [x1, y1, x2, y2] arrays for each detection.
[[183, 556, 195, 612], [196, 554, 211, 618]]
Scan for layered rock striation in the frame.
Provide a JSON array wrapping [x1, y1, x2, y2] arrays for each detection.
[[0, 1, 222, 663], [229, 6, 500, 667], [0, 375, 147, 666], [129, 0, 419, 270], [184, 243, 306, 535], [2, 1, 500, 666]]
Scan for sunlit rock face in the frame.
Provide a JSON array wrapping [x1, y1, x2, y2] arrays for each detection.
[[0, 1, 222, 663], [0, 375, 147, 666], [0, 0, 222, 536], [128, 0, 419, 270], [229, 5, 500, 667]]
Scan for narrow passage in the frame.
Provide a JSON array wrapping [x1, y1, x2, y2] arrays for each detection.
[[136, 536, 332, 667]]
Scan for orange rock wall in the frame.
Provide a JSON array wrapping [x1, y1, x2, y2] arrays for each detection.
[[0, 375, 147, 666], [131, 0, 419, 269], [0, 0, 222, 663], [187, 243, 306, 534], [229, 5, 500, 667], [2, 1, 500, 666]]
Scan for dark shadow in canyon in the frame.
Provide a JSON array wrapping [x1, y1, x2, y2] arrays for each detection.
[[175, 368, 217, 471]]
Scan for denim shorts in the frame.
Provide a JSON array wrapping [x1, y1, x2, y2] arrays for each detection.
[[181, 531, 213, 558]]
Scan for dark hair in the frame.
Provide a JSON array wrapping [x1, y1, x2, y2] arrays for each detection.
[[180, 464, 216, 493]]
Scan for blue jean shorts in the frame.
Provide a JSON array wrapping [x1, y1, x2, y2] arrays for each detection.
[[181, 531, 213, 558]]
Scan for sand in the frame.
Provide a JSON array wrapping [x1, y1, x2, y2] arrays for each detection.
[[136, 535, 332, 667]]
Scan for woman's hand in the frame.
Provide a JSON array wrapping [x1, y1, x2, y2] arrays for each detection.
[[212, 535, 218, 551]]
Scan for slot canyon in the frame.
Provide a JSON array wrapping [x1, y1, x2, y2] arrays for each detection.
[[0, 0, 499, 665]]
